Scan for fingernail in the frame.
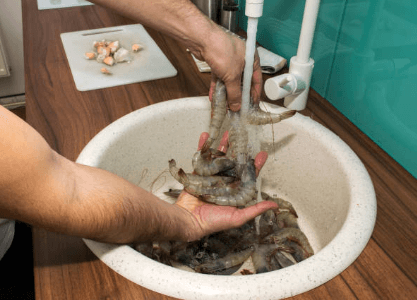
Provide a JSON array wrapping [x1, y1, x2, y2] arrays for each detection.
[[229, 103, 241, 112], [258, 151, 268, 161]]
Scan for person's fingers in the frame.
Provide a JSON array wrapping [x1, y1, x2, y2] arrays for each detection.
[[254, 151, 268, 176], [251, 51, 263, 104], [197, 132, 209, 150], [209, 74, 218, 102], [225, 79, 242, 112], [233, 201, 278, 227], [217, 131, 229, 153]]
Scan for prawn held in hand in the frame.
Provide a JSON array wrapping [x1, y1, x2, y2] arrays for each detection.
[[201, 80, 228, 153]]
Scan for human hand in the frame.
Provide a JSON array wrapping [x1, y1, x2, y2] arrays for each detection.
[[193, 27, 262, 112], [174, 131, 277, 241]]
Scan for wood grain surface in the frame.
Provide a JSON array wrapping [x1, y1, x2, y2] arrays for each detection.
[[21, 0, 417, 299]]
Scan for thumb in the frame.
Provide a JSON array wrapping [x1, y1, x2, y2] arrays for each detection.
[[225, 79, 242, 112], [235, 201, 278, 227]]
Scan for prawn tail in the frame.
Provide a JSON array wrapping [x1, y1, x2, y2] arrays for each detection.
[[280, 110, 296, 121], [247, 109, 296, 125], [168, 159, 181, 182], [177, 168, 189, 185]]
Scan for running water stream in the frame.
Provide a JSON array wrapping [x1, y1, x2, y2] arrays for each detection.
[[234, 16, 260, 167], [240, 17, 263, 234], [240, 17, 259, 116]]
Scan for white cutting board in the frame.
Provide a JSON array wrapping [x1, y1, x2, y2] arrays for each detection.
[[37, 0, 93, 10], [61, 25, 177, 91]]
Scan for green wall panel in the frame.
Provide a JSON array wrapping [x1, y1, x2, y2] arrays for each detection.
[[326, 0, 417, 178], [238, 0, 417, 178], [238, 0, 346, 97]]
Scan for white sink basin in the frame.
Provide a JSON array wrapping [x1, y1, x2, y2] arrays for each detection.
[[76, 97, 376, 300]]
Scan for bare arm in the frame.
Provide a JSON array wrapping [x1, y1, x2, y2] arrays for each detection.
[[0, 106, 276, 244], [0, 105, 197, 243], [89, 0, 262, 109]]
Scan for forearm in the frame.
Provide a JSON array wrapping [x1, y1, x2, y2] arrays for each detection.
[[64, 160, 199, 243], [0, 105, 197, 243], [89, 0, 220, 56], [89, 0, 259, 108]]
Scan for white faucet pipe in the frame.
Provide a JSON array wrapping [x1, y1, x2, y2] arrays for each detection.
[[241, 17, 259, 116], [296, 0, 321, 64], [245, 0, 264, 18]]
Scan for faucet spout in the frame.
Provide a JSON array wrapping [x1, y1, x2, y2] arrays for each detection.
[[264, 0, 320, 111], [296, 0, 321, 64]]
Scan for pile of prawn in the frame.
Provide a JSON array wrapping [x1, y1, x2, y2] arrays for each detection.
[[134, 80, 314, 274], [169, 80, 296, 207]]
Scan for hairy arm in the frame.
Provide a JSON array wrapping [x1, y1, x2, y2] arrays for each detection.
[[0, 106, 196, 243], [89, 0, 262, 109], [0, 107, 276, 244]]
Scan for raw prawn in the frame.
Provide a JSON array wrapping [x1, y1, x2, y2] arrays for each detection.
[[192, 148, 236, 176], [136, 190, 314, 275], [201, 159, 257, 206], [246, 103, 296, 125], [194, 246, 255, 274], [227, 111, 250, 177], [251, 244, 281, 273], [273, 249, 296, 268], [275, 211, 299, 229], [201, 80, 228, 153], [177, 168, 236, 198], [169, 159, 234, 187], [263, 227, 314, 259], [261, 192, 298, 217]]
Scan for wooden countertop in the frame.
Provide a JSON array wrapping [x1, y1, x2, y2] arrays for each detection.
[[22, 0, 417, 299]]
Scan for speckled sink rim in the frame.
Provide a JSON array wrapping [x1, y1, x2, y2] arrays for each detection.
[[77, 97, 377, 300]]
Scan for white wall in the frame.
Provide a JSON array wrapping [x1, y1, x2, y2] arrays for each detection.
[[0, 0, 25, 98]]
